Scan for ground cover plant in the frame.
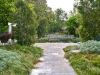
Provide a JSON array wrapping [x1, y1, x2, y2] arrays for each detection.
[[80, 40, 100, 53], [0, 44, 43, 75], [36, 33, 80, 43], [63, 40, 100, 75]]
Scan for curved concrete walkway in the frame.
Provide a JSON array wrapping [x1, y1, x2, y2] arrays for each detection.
[[30, 43, 78, 75]]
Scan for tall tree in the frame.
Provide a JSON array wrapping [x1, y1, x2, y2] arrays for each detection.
[[54, 8, 67, 32], [33, 0, 49, 20], [64, 15, 79, 37], [46, 8, 57, 33], [13, 0, 37, 45], [32, 0, 52, 36], [75, 0, 100, 41]]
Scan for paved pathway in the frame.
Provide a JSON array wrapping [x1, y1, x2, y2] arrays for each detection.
[[30, 43, 78, 75]]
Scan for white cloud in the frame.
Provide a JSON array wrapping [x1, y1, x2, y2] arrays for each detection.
[[46, 0, 74, 13]]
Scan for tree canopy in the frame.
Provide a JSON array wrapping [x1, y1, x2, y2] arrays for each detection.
[[13, 0, 37, 45], [49, 8, 67, 33], [64, 15, 79, 36], [0, 0, 80, 45], [0, 0, 16, 33], [74, 0, 100, 41]]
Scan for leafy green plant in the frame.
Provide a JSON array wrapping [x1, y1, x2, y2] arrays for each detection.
[[63, 46, 73, 52], [63, 45, 80, 52], [80, 40, 100, 53], [71, 45, 80, 50], [0, 49, 26, 74], [0, 44, 43, 75], [71, 38, 81, 43], [63, 46, 100, 75], [35, 38, 49, 43]]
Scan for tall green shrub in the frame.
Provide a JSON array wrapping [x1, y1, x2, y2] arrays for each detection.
[[13, 0, 37, 45]]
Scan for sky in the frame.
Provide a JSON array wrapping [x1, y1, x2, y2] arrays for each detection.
[[46, 0, 75, 13]]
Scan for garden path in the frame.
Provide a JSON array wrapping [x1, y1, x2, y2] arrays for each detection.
[[30, 43, 78, 75]]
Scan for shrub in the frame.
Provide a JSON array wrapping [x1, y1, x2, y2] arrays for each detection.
[[71, 38, 81, 43], [92, 56, 100, 67], [0, 44, 43, 75], [35, 38, 48, 43], [21, 46, 43, 58], [63, 46, 100, 75], [63, 46, 73, 52], [80, 40, 100, 53], [63, 45, 80, 52], [71, 45, 80, 50], [0, 49, 22, 71]]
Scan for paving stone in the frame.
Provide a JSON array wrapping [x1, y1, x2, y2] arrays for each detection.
[[30, 43, 78, 75]]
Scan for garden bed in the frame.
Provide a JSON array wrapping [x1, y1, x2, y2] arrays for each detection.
[[63, 41, 100, 75], [0, 44, 43, 75]]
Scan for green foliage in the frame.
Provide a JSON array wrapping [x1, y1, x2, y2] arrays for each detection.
[[92, 56, 100, 67], [47, 10, 57, 33], [35, 34, 81, 43], [63, 46, 100, 75], [48, 21, 58, 33], [33, 0, 49, 20], [51, 8, 67, 33], [55, 8, 67, 21], [0, 49, 21, 71], [80, 40, 100, 53], [0, 49, 26, 75], [64, 15, 79, 36], [71, 45, 80, 50], [63, 45, 80, 52], [63, 46, 73, 52], [47, 8, 67, 34], [37, 18, 48, 38], [33, 0, 55, 34], [75, 0, 100, 41], [78, 25, 91, 42], [0, 44, 43, 75], [71, 38, 81, 43], [13, 0, 37, 45], [35, 38, 49, 43], [0, 0, 16, 33]]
